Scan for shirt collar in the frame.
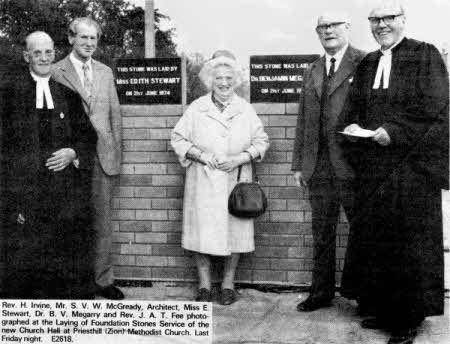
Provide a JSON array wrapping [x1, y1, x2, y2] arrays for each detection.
[[70, 51, 92, 69], [325, 43, 348, 69], [29, 70, 51, 83]]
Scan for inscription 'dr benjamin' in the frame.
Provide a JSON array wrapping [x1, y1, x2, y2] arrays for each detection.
[[250, 55, 319, 103], [115, 58, 182, 104]]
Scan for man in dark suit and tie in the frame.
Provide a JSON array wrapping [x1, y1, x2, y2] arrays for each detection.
[[52, 18, 123, 300], [340, 1, 448, 343], [1, 31, 97, 298], [291, 12, 365, 311]]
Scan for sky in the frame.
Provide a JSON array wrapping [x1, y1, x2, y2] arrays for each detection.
[[131, 0, 450, 65]]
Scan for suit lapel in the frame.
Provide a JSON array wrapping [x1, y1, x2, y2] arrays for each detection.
[[328, 46, 357, 95], [311, 57, 325, 98], [54, 56, 91, 107]]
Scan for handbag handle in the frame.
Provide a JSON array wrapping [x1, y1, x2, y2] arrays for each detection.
[[237, 159, 258, 183]]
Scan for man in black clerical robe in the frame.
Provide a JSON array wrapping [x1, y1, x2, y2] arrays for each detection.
[[340, 2, 448, 344], [1, 31, 97, 299]]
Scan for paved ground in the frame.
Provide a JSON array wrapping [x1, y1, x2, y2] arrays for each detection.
[[122, 283, 449, 344]]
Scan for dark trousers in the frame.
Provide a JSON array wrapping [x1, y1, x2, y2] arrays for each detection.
[[308, 173, 355, 300]]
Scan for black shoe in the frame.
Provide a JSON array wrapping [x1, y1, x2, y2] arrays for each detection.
[[296, 297, 332, 312], [195, 288, 211, 302], [388, 328, 417, 344], [361, 318, 389, 330], [96, 285, 124, 300], [220, 289, 237, 306]]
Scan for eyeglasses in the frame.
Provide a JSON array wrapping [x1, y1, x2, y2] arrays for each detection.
[[368, 14, 403, 25], [316, 22, 346, 33]]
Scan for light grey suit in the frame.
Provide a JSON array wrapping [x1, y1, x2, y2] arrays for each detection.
[[53, 56, 122, 288]]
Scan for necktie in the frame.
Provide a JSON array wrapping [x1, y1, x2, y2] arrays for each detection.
[[82, 63, 93, 96], [328, 57, 336, 79]]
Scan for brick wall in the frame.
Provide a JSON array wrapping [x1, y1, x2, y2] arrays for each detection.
[[112, 102, 350, 286]]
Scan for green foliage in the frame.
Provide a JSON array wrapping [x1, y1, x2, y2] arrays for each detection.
[[0, 0, 177, 65]]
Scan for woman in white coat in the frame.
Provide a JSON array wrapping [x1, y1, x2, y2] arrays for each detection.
[[171, 50, 269, 305]]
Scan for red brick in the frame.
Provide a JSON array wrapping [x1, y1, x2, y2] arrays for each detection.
[[259, 175, 287, 186], [271, 211, 303, 222], [269, 115, 297, 127], [255, 234, 301, 246], [167, 163, 185, 174], [136, 256, 167, 266], [152, 267, 195, 280], [304, 211, 312, 222], [134, 186, 166, 198], [119, 198, 151, 209], [288, 247, 313, 258], [270, 258, 303, 271], [152, 244, 184, 256], [166, 233, 182, 244], [120, 221, 152, 232], [152, 198, 183, 210], [112, 210, 135, 220], [113, 232, 135, 243], [134, 163, 167, 174], [120, 175, 153, 185], [286, 102, 299, 114], [250, 258, 271, 269], [149, 129, 172, 140], [287, 199, 311, 211], [112, 254, 136, 266], [268, 163, 292, 175], [253, 103, 285, 115], [113, 186, 134, 197], [287, 271, 311, 284], [122, 128, 151, 139], [112, 198, 120, 209], [136, 210, 168, 220], [120, 164, 135, 174], [167, 256, 193, 267], [254, 246, 289, 258], [120, 243, 152, 255], [166, 116, 181, 127], [166, 187, 184, 198], [304, 235, 313, 247], [286, 128, 297, 139], [152, 175, 184, 186], [135, 232, 167, 243], [123, 117, 167, 128], [120, 104, 182, 117], [152, 221, 182, 232], [268, 199, 287, 211], [123, 152, 151, 163], [123, 140, 167, 152], [256, 222, 308, 234], [234, 269, 253, 282], [253, 270, 287, 283], [269, 139, 294, 151], [147, 152, 179, 163], [168, 210, 183, 221], [265, 127, 286, 138], [113, 266, 136, 279], [264, 151, 287, 163]]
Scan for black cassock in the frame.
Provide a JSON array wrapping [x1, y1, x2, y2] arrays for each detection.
[[340, 38, 449, 327], [1, 68, 98, 299]]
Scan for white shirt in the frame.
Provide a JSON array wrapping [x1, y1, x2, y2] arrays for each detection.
[[69, 52, 93, 88], [373, 36, 405, 89], [30, 71, 54, 109], [325, 44, 348, 76]]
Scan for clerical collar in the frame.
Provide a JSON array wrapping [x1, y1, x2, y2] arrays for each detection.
[[30, 71, 54, 109], [325, 43, 348, 73], [372, 36, 405, 90]]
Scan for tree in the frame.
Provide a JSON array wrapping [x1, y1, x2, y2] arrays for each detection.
[[0, 0, 177, 66]]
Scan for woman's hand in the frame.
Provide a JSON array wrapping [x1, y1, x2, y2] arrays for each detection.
[[201, 152, 219, 169], [217, 152, 251, 173]]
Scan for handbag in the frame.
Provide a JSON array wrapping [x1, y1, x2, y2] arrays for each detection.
[[228, 160, 267, 218]]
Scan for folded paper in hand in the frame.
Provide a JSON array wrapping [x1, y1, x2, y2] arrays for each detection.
[[339, 127, 376, 138]]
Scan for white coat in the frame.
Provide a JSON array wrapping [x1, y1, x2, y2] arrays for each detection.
[[171, 93, 269, 255]]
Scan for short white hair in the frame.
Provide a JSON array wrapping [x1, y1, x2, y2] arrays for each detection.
[[198, 55, 244, 91]]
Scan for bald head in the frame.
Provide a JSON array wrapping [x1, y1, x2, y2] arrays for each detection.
[[23, 31, 55, 77], [316, 11, 350, 55]]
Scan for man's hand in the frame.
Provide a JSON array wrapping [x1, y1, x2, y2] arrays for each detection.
[[342, 123, 362, 142], [372, 127, 391, 146], [46, 148, 76, 172], [294, 171, 307, 187]]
